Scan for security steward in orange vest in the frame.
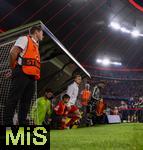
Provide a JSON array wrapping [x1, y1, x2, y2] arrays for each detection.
[[81, 84, 91, 106], [3, 26, 43, 125], [80, 84, 91, 125]]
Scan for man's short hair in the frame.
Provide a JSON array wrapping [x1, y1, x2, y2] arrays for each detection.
[[85, 83, 90, 88], [74, 74, 81, 79], [29, 26, 42, 35], [97, 81, 106, 85], [45, 88, 53, 94], [62, 94, 70, 99]]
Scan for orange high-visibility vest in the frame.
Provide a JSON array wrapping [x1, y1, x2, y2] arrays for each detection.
[[81, 89, 91, 105], [17, 36, 40, 80], [96, 101, 105, 116]]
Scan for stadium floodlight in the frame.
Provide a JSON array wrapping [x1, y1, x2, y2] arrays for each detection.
[[120, 27, 130, 33], [96, 57, 122, 67], [131, 30, 140, 37], [102, 58, 110, 66], [96, 58, 122, 67], [109, 22, 143, 38], [110, 22, 121, 30], [112, 62, 122, 66], [96, 59, 102, 63]]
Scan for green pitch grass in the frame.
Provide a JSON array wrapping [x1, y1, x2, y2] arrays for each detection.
[[50, 123, 143, 150]]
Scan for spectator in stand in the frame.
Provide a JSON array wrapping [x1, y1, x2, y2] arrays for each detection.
[[119, 101, 128, 122], [128, 97, 135, 122], [112, 107, 119, 115], [105, 106, 111, 115], [138, 97, 143, 108], [138, 97, 143, 122]]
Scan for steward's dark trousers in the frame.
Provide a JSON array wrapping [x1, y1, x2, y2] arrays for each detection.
[[3, 66, 35, 125], [80, 105, 88, 125]]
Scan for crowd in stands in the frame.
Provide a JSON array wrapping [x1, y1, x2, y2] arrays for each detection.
[[104, 80, 143, 98]]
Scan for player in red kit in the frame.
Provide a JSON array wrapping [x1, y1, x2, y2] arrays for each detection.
[[53, 94, 80, 129]]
